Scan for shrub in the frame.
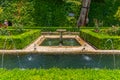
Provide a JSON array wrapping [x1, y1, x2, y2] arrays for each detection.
[[0, 30, 41, 49], [80, 29, 120, 49], [89, 0, 120, 27], [102, 26, 120, 36], [24, 26, 80, 32]]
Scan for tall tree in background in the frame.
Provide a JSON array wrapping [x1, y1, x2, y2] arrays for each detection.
[[77, 0, 91, 27]]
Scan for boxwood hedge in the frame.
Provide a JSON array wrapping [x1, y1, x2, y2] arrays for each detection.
[[24, 26, 80, 32], [0, 30, 41, 49], [80, 29, 120, 49]]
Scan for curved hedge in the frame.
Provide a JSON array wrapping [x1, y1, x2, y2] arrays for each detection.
[[0, 30, 41, 49]]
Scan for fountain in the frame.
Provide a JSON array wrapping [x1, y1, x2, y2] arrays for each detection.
[[0, 29, 119, 69], [1, 31, 22, 69], [104, 39, 116, 68], [104, 39, 114, 50], [0, 53, 120, 69], [56, 29, 66, 46]]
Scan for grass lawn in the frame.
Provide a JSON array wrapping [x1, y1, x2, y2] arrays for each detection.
[[0, 68, 120, 80]]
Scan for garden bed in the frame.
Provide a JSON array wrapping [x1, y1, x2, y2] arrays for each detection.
[[80, 28, 120, 50], [0, 29, 41, 49]]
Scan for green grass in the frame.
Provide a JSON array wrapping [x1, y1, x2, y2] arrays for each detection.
[[0, 68, 120, 80]]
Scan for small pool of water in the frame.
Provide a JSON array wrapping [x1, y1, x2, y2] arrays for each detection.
[[0, 54, 119, 69], [40, 38, 81, 46]]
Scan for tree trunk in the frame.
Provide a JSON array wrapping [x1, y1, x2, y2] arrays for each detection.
[[77, 0, 91, 27]]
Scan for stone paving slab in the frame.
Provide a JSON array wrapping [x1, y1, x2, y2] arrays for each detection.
[[1, 50, 120, 54]]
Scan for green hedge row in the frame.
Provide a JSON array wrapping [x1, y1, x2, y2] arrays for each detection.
[[0, 30, 41, 49], [24, 26, 80, 32], [80, 29, 120, 49], [0, 68, 120, 80]]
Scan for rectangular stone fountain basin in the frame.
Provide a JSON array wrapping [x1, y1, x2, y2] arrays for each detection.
[[0, 54, 119, 69], [24, 35, 95, 52]]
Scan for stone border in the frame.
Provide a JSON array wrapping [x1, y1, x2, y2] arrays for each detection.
[[0, 50, 120, 54], [0, 35, 120, 54], [24, 35, 95, 51]]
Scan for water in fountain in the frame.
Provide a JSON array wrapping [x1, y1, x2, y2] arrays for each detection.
[[1, 31, 23, 69], [104, 39, 116, 68], [1, 53, 120, 69], [56, 29, 66, 46], [98, 54, 103, 65], [70, 39, 74, 46], [48, 41, 52, 46], [1, 37, 7, 68], [40, 38, 80, 46], [104, 39, 114, 50]]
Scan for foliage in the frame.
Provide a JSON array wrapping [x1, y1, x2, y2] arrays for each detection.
[[0, 28, 9, 35], [89, 0, 120, 27], [0, 7, 3, 14], [0, 0, 81, 27], [12, 23, 24, 33], [1, 0, 120, 27], [80, 29, 120, 49], [0, 0, 34, 26], [0, 68, 120, 80], [34, 0, 81, 27], [114, 7, 120, 21], [0, 30, 40, 49], [101, 26, 120, 36]]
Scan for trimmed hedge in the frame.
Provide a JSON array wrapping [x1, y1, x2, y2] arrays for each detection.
[[80, 29, 120, 49], [24, 26, 80, 32], [0, 30, 41, 49], [0, 68, 120, 80]]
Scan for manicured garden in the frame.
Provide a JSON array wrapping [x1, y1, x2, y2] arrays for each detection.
[[0, 28, 40, 49], [80, 27, 120, 50], [0, 0, 120, 79]]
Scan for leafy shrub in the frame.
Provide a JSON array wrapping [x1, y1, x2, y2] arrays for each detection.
[[103, 26, 120, 36], [0, 28, 8, 35], [0, 28, 27, 36], [89, 0, 120, 27], [34, 0, 81, 27], [0, 1, 34, 26]]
